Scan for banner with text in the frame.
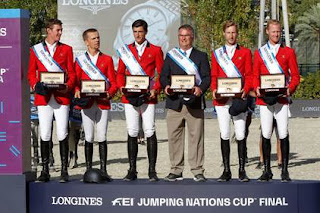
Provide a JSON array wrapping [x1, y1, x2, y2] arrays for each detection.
[[58, 0, 181, 67]]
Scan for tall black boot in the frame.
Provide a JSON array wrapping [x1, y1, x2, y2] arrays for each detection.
[[49, 139, 54, 168], [84, 141, 93, 171], [280, 136, 291, 182], [218, 138, 232, 182], [238, 139, 250, 182], [59, 137, 69, 183], [147, 133, 159, 182], [99, 141, 112, 182], [73, 129, 80, 168], [258, 136, 273, 181], [123, 135, 138, 181], [37, 140, 50, 182], [69, 129, 80, 168]]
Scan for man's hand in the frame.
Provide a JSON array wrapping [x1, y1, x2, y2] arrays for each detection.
[[149, 89, 157, 99], [212, 89, 217, 99], [286, 87, 291, 97], [106, 92, 111, 99], [241, 89, 247, 99], [256, 87, 261, 97], [165, 85, 171, 95], [120, 86, 125, 95], [74, 90, 81, 98], [193, 86, 202, 97]]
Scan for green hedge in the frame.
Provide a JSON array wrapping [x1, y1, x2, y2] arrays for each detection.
[[293, 71, 320, 99]]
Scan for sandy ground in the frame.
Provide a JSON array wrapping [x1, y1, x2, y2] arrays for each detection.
[[34, 117, 320, 181]]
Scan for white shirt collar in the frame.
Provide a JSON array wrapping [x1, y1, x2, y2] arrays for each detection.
[[45, 40, 57, 56], [225, 44, 237, 59], [268, 41, 280, 55], [87, 51, 100, 65], [180, 47, 193, 58], [135, 40, 148, 57]]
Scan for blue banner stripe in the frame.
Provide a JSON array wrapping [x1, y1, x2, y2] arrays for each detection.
[[11, 145, 20, 154], [9, 121, 20, 123], [0, 139, 6, 142], [0, 164, 7, 167], [0, 132, 6, 134], [0, 135, 6, 138], [0, 101, 3, 113], [9, 148, 19, 157], [0, 9, 30, 18]]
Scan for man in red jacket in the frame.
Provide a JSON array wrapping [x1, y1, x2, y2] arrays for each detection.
[[211, 20, 252, 182], [74, 28, 117, 182], [117, 19, 164, 181], [253, 19, 300, 182], [28, 19, 76, 182]]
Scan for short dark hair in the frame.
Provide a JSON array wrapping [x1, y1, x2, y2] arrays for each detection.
[[45, 19, 63, 30], [132, 19, 148, 32], [82, 28, 98, 41], [178, 24, 194, 37], [223, 20, 238, 33]]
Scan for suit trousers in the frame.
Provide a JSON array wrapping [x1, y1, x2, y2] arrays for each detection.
[[38, 95, 69, 141], [259, 103, 289, 139], [81, 102, 109, 143], [166, 105, 205, 176]]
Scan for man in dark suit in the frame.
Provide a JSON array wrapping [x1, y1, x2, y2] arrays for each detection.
[[160, 24, 211, 182]]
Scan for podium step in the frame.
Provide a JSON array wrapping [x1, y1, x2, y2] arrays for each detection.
[[29, 179, 320, 213]]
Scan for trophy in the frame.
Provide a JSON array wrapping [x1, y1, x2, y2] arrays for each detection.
[[168, 75, 195, 94], [260, 74, 286, 95], [81, 80, 106, 97], [40, 72, 66, 89], [123, 75, 149, 94], [216, 77, 242, 98]]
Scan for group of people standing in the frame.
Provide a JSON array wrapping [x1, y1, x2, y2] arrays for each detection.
[[28, 18, 300, 183]]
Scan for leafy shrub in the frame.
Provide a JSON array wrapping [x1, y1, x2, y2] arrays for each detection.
[[293, 71, 320, 99]]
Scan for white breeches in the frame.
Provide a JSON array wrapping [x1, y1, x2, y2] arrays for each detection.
[[81, 102, 109, 143], [259, 103, 289, 140], [215, 99, 247, 141], [124, 103, 155, 138], [38, 96, 69, 141]]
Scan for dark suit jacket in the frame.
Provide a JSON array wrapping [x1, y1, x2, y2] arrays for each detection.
[[160, 47, 211, 110]]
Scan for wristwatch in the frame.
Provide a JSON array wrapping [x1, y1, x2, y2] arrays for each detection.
[[113, 0, 180, 53]]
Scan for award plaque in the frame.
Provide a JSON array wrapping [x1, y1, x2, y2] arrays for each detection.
[[260, 74, 286, 95], [216, 77, 242, 98], [123, 75, 149, 93], [81, 80, 106, 97], [168, 75, 195, 94], [40, 72, 65, 89]]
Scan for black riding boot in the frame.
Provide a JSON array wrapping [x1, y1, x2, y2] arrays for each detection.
[[85, 141, 93, 171], [71, 129, 80, 168], [123, 135, 138, 181], [258, 136, 273, 181], [37, 140, 50, 182], [49, 139, 54, 168], [280, 136, 291, 182], [218, 138, 232, 182], [147, 133, 159, 181], [59, 137, 69, 183], [99, 141, 112, 182], [238, 139, 250, 182]]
